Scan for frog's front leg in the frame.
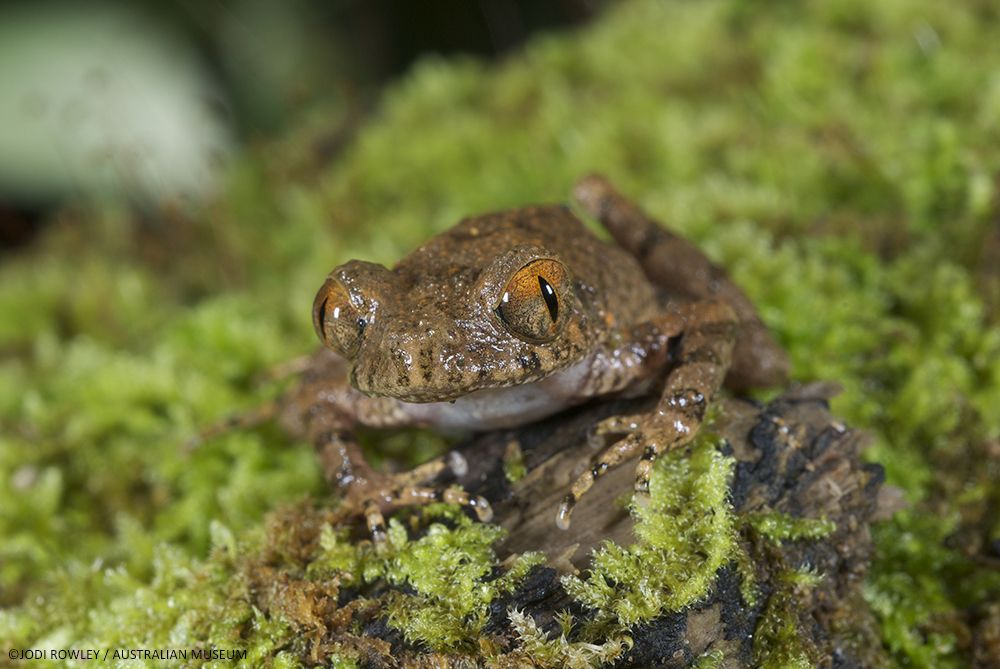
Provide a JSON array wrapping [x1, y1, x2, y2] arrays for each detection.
[[282, 360, 492, 543], [557, 299, 736, 529], [306, 419, 492, 542]]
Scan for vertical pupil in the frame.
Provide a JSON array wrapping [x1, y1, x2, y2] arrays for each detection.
[[538, 276, 558, 322], [315, 296, 329, 337]]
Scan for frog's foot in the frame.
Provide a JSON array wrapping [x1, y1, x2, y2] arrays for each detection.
[[557, 430, 645, 530], [349, 479, 493, 545], [558, 347, 727, 530], [558, 414, 707, 530], [312, 429, 491, 544], [559, 410, 663, 528], [581, 412, 648, 455]]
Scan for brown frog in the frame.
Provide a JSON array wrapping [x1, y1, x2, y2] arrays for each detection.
[[216, 176, 788, 541]]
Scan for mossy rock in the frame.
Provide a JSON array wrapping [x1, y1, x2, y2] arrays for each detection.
[[252, 384, 883, 668], [3, 0, 1000, 667]]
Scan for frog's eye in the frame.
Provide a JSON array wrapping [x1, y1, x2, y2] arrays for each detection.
[[313, 278, 365, 357], [494, 258, 568, 343]]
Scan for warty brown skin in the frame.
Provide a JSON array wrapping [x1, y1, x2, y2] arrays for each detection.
[[255, 176, 789, 540]]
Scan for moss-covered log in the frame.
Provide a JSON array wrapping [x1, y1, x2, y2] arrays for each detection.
[[4, 2, 1000, 667], [245, 384, 889, 668]]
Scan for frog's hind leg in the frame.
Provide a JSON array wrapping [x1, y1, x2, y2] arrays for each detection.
[[557, 300, 736, 529], [573, 174, 788, 391], [188, 352, 328, 451], [184, 399, 281, 451], [257, 354, 314, 384]]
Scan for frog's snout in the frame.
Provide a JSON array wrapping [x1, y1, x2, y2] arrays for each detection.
[[352, 322, 473, 402], [385, 330, 444, 389]]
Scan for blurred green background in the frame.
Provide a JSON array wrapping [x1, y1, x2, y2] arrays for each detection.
[[1, 1, 999, 667]]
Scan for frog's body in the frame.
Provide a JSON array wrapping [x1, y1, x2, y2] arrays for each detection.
[[272, 176, 788, 539], [305, 207, 663, 428]]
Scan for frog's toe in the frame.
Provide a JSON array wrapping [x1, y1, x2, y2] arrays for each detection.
[[470, 495, 493, 522], [587, 413, 646, 451], [593, 413, 646, 437], [556, 494, 576, 531], [362, 499, 389, 546], [558, 431, 646, 530]]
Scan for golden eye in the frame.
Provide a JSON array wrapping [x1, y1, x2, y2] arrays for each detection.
[[494, 258, 568, 343], [313, 278, 364, 357]]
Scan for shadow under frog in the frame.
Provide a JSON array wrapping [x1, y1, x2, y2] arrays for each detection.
[[216, 176, 789, 543]]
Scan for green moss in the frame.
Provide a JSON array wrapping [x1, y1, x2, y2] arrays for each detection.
[[865, 510, 1000, 669], [734, 547, 760, 609], [507, 609, 631, 669], [308, 506, 545, 651], [747, 511, 837, 544], [690, 649, 725, 669], [0, 530, 298, 669], [375, 510, 545, 650], [3, 0, 1000, 665], [326, 657, 360, 669], [753, 598, 815, 669], [781, 566, 826, 590], [753, 567, 826, 669], [502, 439, 527, 484], [309, 525, 363, 579], [562, 435, 735, 627]]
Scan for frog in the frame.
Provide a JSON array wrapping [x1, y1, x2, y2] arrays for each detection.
[[212, 175, 788, 542]]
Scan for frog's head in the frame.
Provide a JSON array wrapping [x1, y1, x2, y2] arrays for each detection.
[[312, 245, 596, 403]]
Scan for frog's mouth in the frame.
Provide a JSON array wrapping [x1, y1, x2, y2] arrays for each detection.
[[349, 355, 565, 405], [371, 356, 597, 431], [343, 318, 580, 403]]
